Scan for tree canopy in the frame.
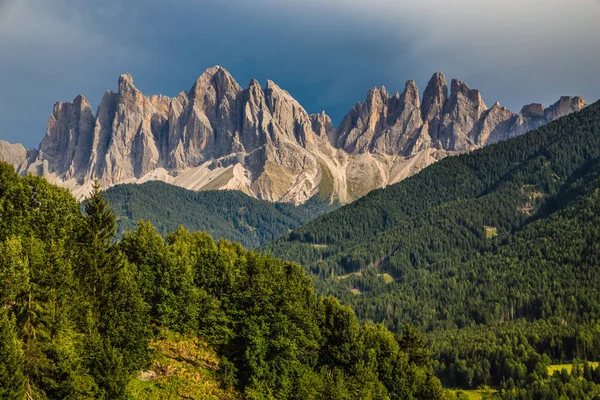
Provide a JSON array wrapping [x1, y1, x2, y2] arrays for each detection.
[[0, 163, 451, 399]]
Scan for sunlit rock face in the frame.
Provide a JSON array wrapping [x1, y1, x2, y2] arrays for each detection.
[[7, 67, 586, 204]]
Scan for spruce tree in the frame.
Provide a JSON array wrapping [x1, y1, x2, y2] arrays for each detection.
[[83, 180, 117, 247], [398, 325, 430, 368], [0, 310, 26, 400], [80, 181, 150, 397], [80, 180, 117, 296]]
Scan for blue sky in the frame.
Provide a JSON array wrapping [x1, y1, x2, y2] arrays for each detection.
[[1, 0, 599, 148]]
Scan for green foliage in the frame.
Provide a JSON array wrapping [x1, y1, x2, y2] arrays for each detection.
[[103, 181, 338, 247], [0, 309, 26, 400], [122, 223, 200, 333], [0, 168, 97, 399], [0, 162, 450, 399], [265, 101, 600, 389], [83, 181, 117, 245], [80, 184, 152, 398], [494, 362, 600, 399]]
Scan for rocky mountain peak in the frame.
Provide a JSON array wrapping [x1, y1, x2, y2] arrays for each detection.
[[402, 80, 420, 108], [437, 79, 488, 150], [310, 112, 334, 139], [450, 79, 469, 96], [74, 94, 90, 108], [264, 79, 302, 108], [0, 140, 27, 168], [520, 103, 545, 117], [430, 72, 446, 83], [366, 86, 384, 105], [3, 66, 587, 206], [379, 85, 389, 98], [247, 78, 262, 93], [118, 73, 136, 94], [545, 96, 587, 122], [190, 66, 242, 103], [194, 65, 233, 85], [265, 79, 278, 90], [422, 72, 448, 122], [449, 79, 485, 105]]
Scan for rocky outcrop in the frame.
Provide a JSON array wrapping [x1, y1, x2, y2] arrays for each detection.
[[0, 140, 27, 168], [422, 73, 448, 124], [475, 102, 515, 146], [544, 96, 587, 122], [506, 97, 586, 140], [9, 67, 587, 204], [436, 79, 488, 150], [334, 73, 586, 155], [310, 112, 334, 140]]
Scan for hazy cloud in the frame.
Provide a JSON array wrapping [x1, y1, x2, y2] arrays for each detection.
[[1, 0, 599, 148]]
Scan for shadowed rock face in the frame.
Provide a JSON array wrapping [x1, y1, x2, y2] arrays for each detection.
[[334, 74, 586, 155], [4, 66, 587, 204]]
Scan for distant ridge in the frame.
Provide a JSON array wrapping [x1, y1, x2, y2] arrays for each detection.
[[103, 180, 336, 247]]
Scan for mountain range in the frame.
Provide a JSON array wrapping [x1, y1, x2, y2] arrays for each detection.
[[0, 66, 586, 204]]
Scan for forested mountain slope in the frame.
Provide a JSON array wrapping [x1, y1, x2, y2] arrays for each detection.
[[103, 181, 336, 247], [265, 101, 600, 395], [267, 99, 600, 267], [0, 163, 452, 399]]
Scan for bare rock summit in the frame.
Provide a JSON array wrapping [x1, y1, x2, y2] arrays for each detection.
[[3, 67, 587, 204]]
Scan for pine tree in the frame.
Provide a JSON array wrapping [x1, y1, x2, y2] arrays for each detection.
[[83, 180, 117, 247], [398, 325, 430, 368], [0, 310, 26, 400], [120, 221, 164, 305], [79, 180, 117, 296], [79, 182, 151, 396]]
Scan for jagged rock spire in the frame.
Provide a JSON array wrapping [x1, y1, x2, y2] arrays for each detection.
[[7, 66, 587, 205]]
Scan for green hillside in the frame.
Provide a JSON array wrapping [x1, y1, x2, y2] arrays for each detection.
[[265, 101, 600, 395], [0, 163, 453, 399], [103, 181, 337, 248]]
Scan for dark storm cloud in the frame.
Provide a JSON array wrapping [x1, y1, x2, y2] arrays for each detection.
[[0, 0, 599, 148]]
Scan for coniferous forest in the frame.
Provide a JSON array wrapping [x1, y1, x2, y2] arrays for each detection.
[[3, 103, 600, 398], [103, 181, 337, 247], [264, 101, 600, 398], [0, 163, 451, 399]]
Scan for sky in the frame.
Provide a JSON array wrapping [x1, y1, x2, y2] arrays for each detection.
[[1, 0, 599, 148]]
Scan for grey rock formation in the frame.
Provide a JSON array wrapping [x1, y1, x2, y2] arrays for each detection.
[[437, 79, 488, 150], [476, 102, 515, 146], [0, 140, 27, 168], [8, 66, 587, 204], [421, 72, 448, 141], [310, 111, 334, 140], [335, 73, 586, 155], [544, 96, 587, 122]]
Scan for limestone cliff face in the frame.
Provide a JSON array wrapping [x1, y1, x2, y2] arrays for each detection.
[[476, 102, 515, 146], [7, 66, 587, 204], [0, 140, 27, 168], [437, 79, 488, 150], [333, 73, 586, 156], [544, 96, 587, 122], [17, 67, 332, 203]]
